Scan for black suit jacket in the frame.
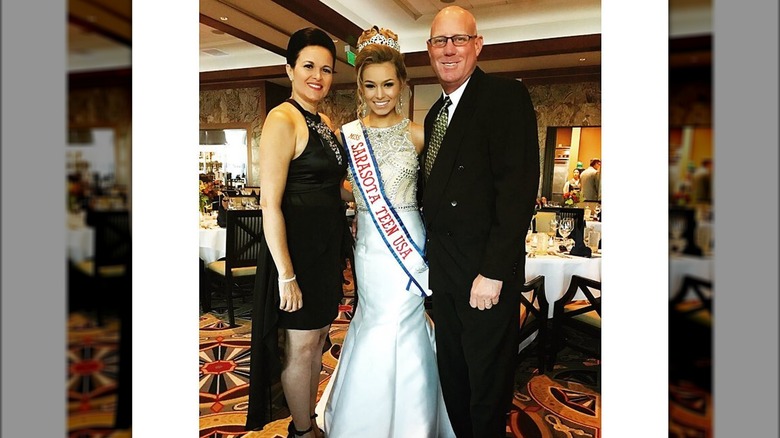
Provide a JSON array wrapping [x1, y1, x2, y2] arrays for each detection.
[[420, 67, 539, 294]]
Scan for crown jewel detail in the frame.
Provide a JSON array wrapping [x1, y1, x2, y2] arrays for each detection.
[[357, 33, 401, 53]]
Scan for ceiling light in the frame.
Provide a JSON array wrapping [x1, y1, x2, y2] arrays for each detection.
[[579, 58, 586, 62], [219, 16, 229, 21]]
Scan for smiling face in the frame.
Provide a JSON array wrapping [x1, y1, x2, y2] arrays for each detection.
[[286, 45, 334, 110], [427, 7, 483, 95], [360, 62, 402, 118], [573, 169, 581, 179]]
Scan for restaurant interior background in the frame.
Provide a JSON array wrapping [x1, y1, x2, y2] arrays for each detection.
[[65, 0, 710, 436]]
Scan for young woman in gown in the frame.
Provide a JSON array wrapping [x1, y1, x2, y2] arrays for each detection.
[[315, 27, 455, 438], [244, 28, 349, 438], [562, 166, 583, 194]]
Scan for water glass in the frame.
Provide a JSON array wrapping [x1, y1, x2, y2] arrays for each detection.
[[588, 229, 600, 253]]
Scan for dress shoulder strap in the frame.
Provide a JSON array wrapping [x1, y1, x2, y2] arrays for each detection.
[[286, 98, 321, 123]]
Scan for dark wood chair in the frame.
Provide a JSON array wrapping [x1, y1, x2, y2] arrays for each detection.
[[550, 275, 601, 368], [669, 275, 712, 326], [204, 208, 263, 326], [669, 275, 712, 389], [518, 275, 550, 372], [68, 208, 132, 428], [71, 209, 132, 325]]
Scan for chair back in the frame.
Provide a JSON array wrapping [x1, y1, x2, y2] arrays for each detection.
[[669, 206, 702, 255], [224, 209, 264, 273], [87, 209, 132, 272], [518, 275, 550, 370], [555, 274, 601, 320], [224, 193, 261, 210], [539, 207, 585, 234], [519, 275, 548, 339], [550, 275, 601, 370], [539, 207, 591, 255], [670, 275, 712, 325], [534, 211, 557, 234]]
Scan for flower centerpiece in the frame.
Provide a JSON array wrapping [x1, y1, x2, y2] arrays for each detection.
[[200, 180, 218, 212], [562, 190, 581, 206], [671, 191, 690, 206]]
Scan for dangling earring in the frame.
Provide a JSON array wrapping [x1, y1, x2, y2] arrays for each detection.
[[396, 95, 403, 115], [357, 94, 367, 119]]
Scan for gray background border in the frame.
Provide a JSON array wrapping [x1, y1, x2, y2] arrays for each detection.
[[1, 0, 67, 436], [2, 1, 778, 435], [713, 0, 779, 435]]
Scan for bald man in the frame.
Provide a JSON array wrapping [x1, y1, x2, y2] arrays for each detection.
[[419, 6, 540, 437]]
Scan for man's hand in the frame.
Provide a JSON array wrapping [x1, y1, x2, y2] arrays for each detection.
[[469, 274, 503, 310]]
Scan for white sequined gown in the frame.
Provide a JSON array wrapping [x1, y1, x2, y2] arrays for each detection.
[[315, 119, 455, 437]]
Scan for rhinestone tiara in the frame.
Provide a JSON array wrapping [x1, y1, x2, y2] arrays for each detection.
[[356, 32, 401, 53]]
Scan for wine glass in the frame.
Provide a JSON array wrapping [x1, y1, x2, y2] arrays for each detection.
[[593, 204, 601, 220], [547, 218, 559, 247], [558, 217, 575, 251], [670, 217, 686, 253]]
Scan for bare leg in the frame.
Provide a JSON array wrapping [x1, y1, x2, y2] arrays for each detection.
[[282, 327, 329, 438], [309, 329, 329, 438]]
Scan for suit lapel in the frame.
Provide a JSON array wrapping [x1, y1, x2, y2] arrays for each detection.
[[423, 68, 485, 223]]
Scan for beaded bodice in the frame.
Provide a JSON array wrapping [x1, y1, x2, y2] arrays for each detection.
[[348, 119, 419, 212]]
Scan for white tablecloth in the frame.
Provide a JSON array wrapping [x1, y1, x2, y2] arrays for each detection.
[[199, 226, 227, 265], [525, 253, 602, 317], [669, 254, 713, 299], [585, 220, 601, 234], [67, 212, 94, 263]]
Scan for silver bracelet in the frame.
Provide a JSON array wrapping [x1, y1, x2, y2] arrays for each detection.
[[278, 274, 296, 283]]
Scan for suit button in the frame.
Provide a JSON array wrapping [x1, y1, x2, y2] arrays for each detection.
[[446, 231, 453, 237], [450, 200, 458, 207], [458, 165, 465, 171]]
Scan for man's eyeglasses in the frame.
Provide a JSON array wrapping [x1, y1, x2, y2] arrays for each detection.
[[427, 34, 478, 48]]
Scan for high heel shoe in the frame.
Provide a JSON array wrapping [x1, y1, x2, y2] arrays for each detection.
[[310, 413, 324, 438], [287, 420, 313, 438]]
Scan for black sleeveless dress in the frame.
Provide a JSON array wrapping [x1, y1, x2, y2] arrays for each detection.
[[245, 99, 348, 430]]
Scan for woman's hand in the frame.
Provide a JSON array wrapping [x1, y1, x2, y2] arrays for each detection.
[[278, 279, 303, 312]]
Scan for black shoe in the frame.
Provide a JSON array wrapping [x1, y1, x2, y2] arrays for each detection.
[[287, 420, 313, 437]]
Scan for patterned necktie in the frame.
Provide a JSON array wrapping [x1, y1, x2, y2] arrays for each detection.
[[424, 97, 451, 179]]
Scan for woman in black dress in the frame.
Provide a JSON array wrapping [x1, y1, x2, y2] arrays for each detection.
[[245, 28, 349, 438]]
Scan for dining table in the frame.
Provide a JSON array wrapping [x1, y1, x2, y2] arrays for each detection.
[[669, 254, 713, 300], [199, 213, 226, 265], [516, 243, 601, 352], [525, 250, 602, 318], [67, 211, 94, 263]]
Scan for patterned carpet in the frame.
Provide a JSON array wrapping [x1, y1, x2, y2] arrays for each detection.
[[66, 271, 709, 437], [196, 264, 604, 438], [66, 313, 131, 438], [668, 310, 713, 438]]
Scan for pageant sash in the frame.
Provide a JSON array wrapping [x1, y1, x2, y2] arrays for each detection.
[[341, 120, 431, 297]]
